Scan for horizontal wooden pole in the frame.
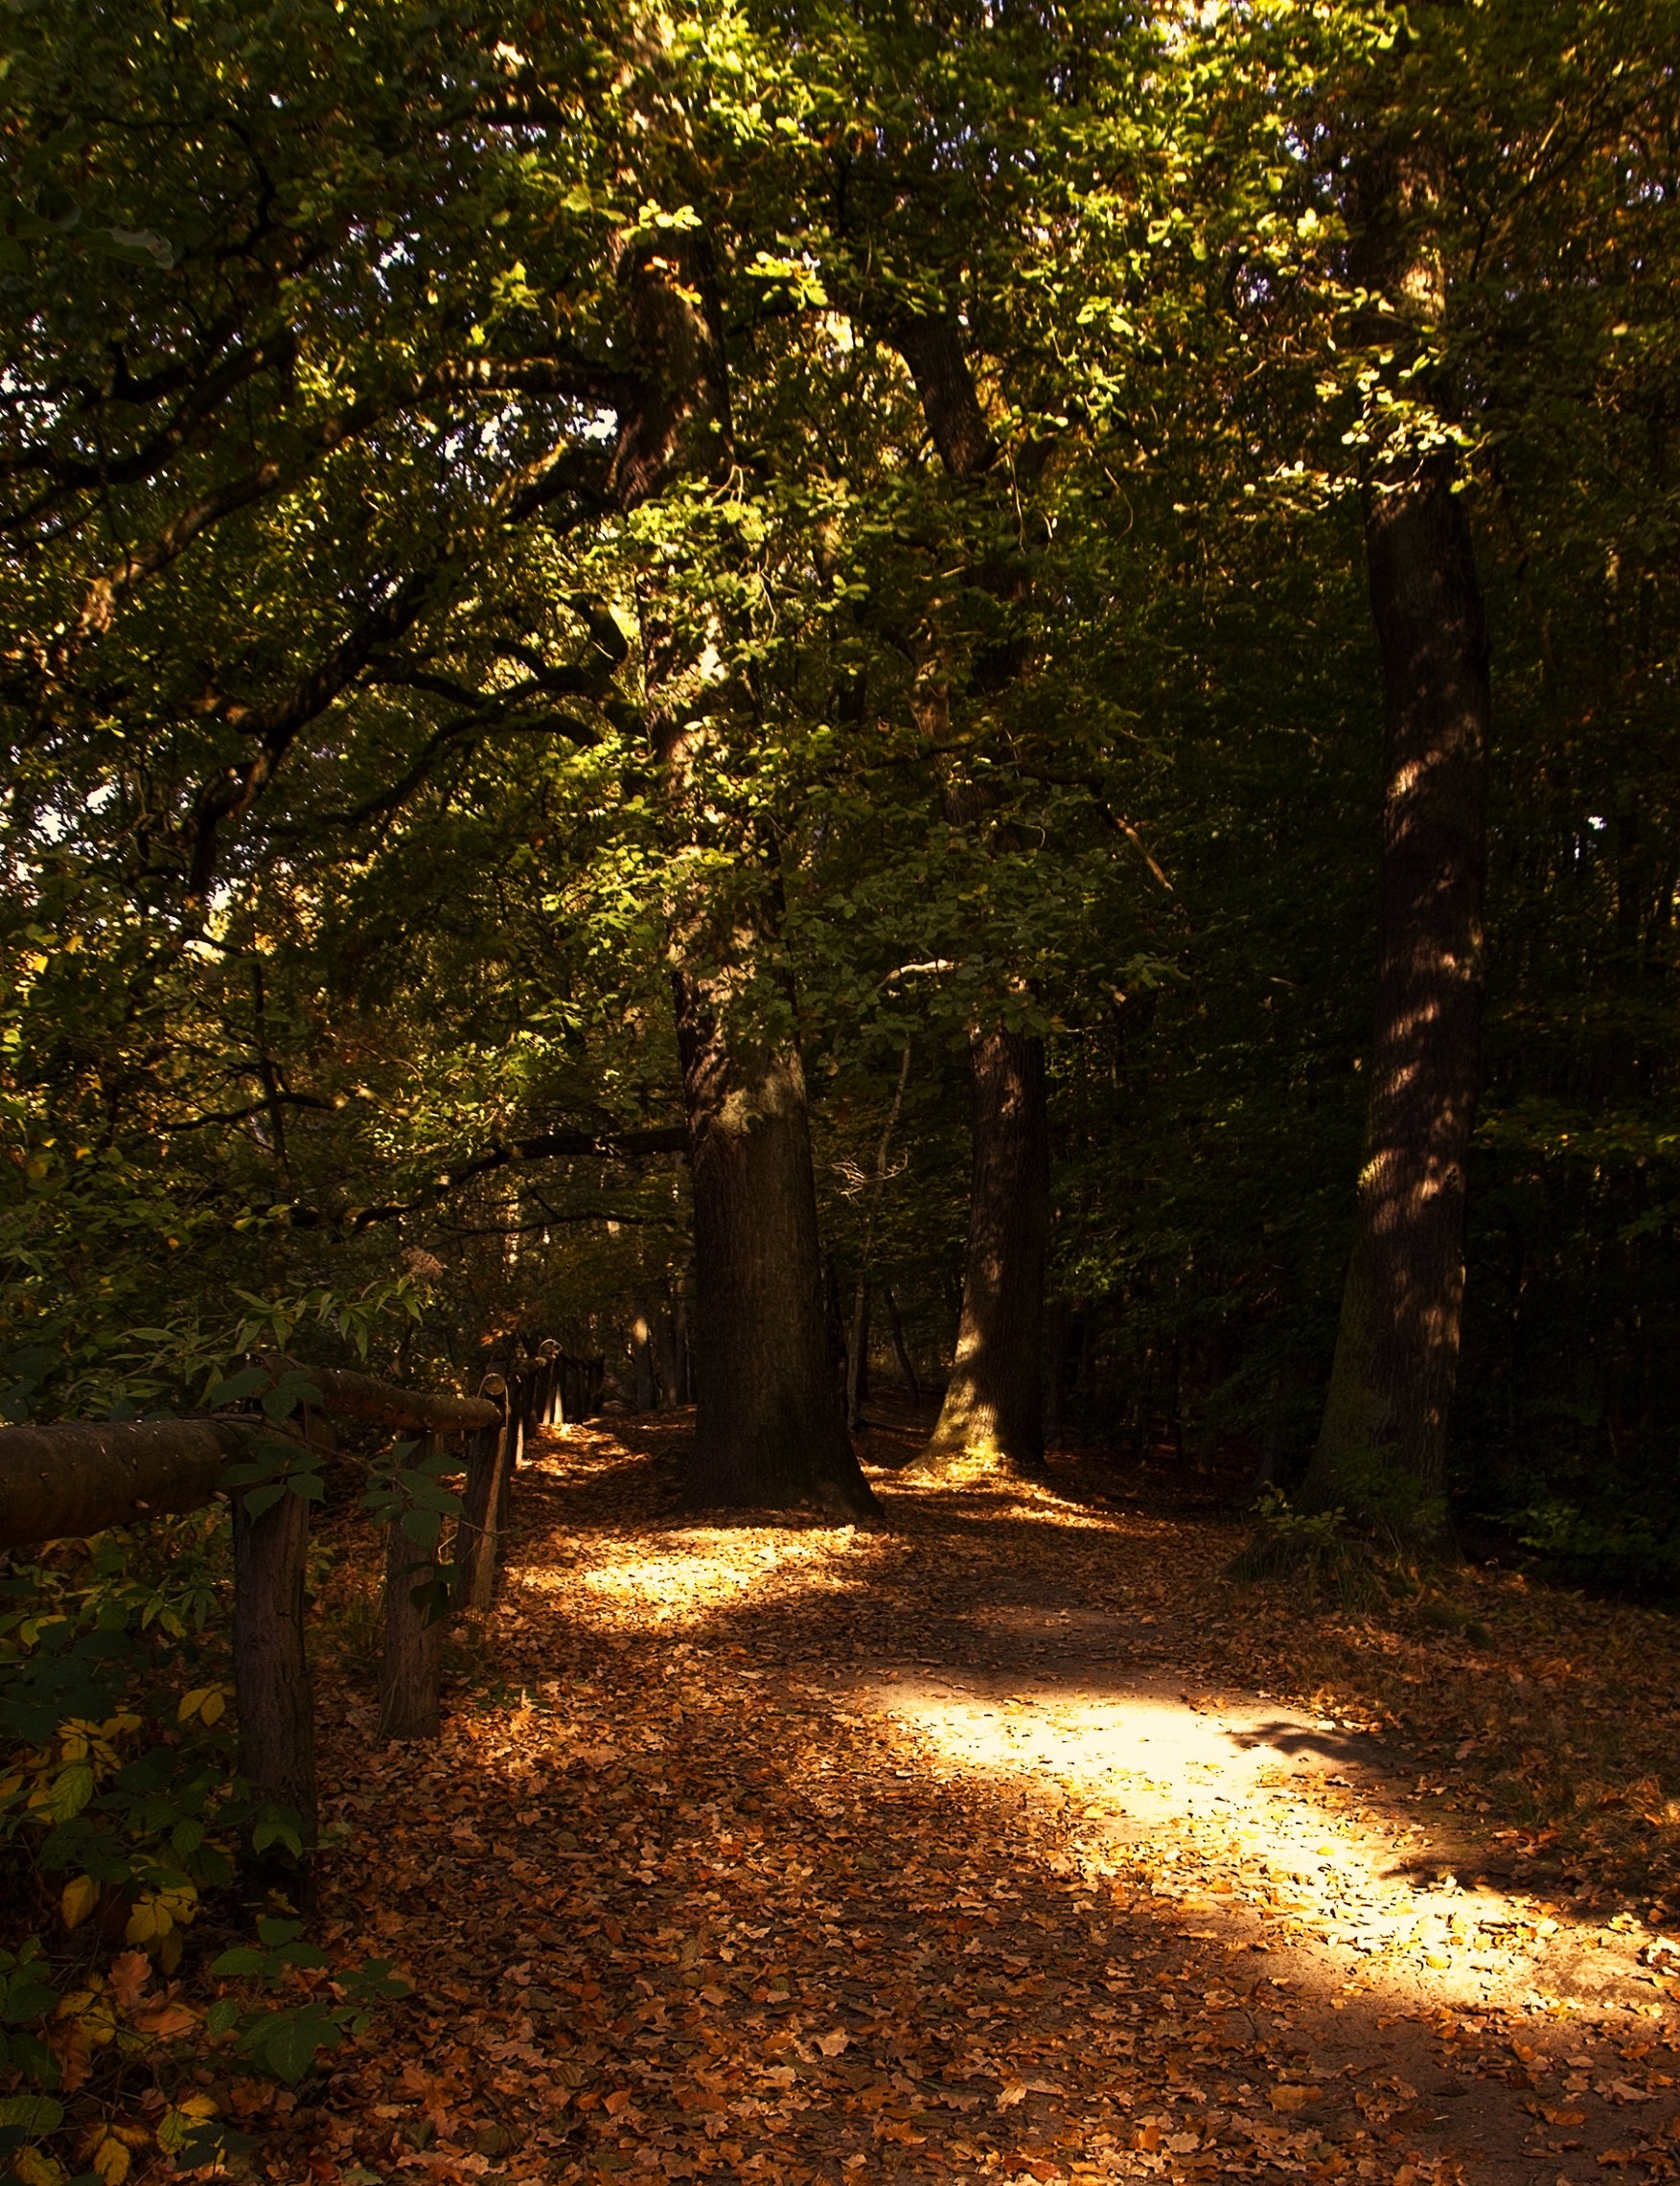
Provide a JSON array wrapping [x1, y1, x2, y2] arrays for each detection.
[[2, 1357, 505, 1551], [253, 1353, 499, 1434], [0, 1417, 244, 1551]]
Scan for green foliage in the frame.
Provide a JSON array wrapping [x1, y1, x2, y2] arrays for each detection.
[[0, 0, 1674, 1604], [208, 1919, 411, 2087]]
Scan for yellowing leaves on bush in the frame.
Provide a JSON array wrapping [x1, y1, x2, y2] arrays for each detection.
[[59, 1875, 99, 1931]]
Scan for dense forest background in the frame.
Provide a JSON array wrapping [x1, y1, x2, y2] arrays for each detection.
[[3, 0, 1677, 1584]]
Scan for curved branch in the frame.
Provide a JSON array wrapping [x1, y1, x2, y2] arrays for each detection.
[[277, 1122, 690, 1234]]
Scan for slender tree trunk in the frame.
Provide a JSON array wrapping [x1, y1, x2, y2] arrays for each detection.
[[1304, 451, 1489, 1537], [630, 1310, 658, 1410], [651, 1297, 681, 1408], [676, 967, 880, 1516], [847, 1040, 911, 1432], [919, 1029, 1049, 1477], [1043, 1296, 1068, 1452], [845, 1283, 872, 1431], [885, 1287, 922, 1404], [671, 1271, 692, 1403]]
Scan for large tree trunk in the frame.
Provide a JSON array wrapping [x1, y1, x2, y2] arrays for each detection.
[[919, 1029, 1049, 1478], [676, 966, 880, 1517], [893, 318, 1053, 1483], [608, 224, 873, 1517], [1303, 451, 1489, 1538]]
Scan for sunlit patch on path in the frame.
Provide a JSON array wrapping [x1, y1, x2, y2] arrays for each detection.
[[297, 1420, 1680, 2186], [860, 1668, 1665, 2016]]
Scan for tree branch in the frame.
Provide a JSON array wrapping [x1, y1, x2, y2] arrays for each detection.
[[275, 1123, 690, 1234]]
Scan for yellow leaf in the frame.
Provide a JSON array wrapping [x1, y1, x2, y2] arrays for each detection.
[[125, 1900, 165, 1945], [198, 1689, 226, 1726], [85, 2128, 130, 2186], [61, 1875, 99, 1931], [157, 2095, 219, 2153], [14, 2151, 67, 2186]]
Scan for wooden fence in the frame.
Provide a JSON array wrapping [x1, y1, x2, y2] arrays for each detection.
[[0, 1342, 603, 1883]]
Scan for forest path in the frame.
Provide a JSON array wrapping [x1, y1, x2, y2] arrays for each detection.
[[302, 1415, 1680, 2186]]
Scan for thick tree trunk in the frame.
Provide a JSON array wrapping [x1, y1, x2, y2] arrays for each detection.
[[919, 1029, 1049, 1477], [676, 969, 881, 1517], [1304, 452, 1489, 1539], [609, 222, 871, 1515]]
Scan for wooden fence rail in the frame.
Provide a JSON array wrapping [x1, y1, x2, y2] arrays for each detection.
[[0, 1344, 603, 1887]]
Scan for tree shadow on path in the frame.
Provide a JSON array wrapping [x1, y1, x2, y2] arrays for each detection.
[[295, 1416, 1680, 2186]]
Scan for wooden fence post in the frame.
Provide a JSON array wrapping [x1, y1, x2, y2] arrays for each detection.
[[232, 1484, 317, 1892], [493, 1375, 524, 1539], [378, 1433, 448, 1740], [455, 1400, 510, 1614]]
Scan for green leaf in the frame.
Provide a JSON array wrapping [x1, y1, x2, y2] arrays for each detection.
[[0, 2092, 64, 2132]]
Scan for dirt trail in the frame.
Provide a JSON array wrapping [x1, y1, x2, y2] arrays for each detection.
[[294, 1416, 1680, 2186]]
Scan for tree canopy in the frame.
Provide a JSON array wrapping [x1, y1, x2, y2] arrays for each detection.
[[3, 0, 1678, 1574]]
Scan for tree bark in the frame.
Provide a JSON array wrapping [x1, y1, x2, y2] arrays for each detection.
[[676, 968, 881, 1516], [919, 1029, 1049, 1477], [609, 221, 872, 1516], [1304, 451, 1489, 1538]]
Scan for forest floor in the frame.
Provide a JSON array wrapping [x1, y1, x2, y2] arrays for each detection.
[[285, 1409, 1680, 2186]]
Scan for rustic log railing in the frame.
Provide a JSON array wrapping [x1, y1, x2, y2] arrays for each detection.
[[0, 1343, 604, 1883]]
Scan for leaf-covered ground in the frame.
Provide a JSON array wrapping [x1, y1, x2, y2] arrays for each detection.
[[276, 1415, 1680, 2185]]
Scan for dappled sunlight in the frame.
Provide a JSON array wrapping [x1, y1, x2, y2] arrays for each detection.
[[305, 1424, 1680, 2185], [508, 1517, 898, 1632], [854, 1670, 1630, 2024]]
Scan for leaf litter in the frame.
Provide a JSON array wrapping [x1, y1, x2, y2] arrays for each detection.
[[265, 1415, 1680, 2186]]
